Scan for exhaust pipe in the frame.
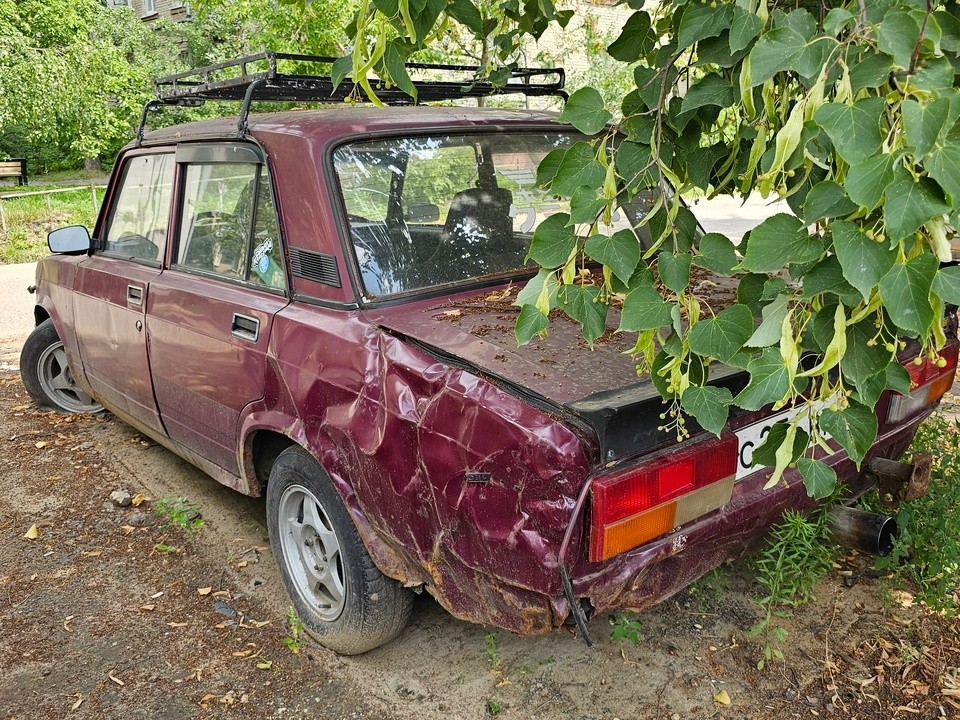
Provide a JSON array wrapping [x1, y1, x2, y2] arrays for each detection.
[[827, 506, 898, 556]]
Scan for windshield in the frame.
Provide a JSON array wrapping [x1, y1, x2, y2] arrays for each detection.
[[333, 132, 656, 297]]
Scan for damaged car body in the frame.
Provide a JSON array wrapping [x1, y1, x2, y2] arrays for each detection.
[[22, 53, 958, 654]]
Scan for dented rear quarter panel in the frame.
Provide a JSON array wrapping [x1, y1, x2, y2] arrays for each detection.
[[266, 300, 594, 632]]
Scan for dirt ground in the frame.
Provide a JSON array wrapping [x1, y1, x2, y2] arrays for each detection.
[[2, 340, 960, 720]]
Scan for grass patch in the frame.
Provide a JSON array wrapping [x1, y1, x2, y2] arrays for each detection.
[[864, 414, 960, 611], [0, 186, 102, 264]]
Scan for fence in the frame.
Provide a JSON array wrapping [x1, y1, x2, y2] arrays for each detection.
[[0, 185, 106, 238]]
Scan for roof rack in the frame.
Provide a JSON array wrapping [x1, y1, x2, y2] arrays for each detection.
[[136, 51, 566, 145]]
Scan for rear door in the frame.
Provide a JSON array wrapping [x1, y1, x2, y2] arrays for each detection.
[[73, 150, 175, 433], [146, 143, 288, 474]]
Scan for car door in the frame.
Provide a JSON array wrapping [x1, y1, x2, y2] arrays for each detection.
[[147, 143, 289, 474], [72, 150, 175, 434]]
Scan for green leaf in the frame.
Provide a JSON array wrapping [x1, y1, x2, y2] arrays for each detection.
[[729, 6, 763, 53], [844, 153, 895, 210], [850, 52, 894, 91], [912, 56, 957, 93], [446, 0, 484, 34], [616, 141, 656, 191], [681, 73, 735, 114], [903, 98, 950, 157], [823, 8, 854, 36], [383, 40, 416, 100], [797, 459, 837, 499], [882, 175, 949, 243], [831, 220, 896, 300], [584, 230, 640, 286], [734, 347, 792, 411], [516, 269, 558, 309], [751, 420, 809, 468], [878, 254, 939, 336], [515, 305, 548, 345], [569, 187, 606, 225], [648, 205, 699, 254], [842, 318, 891, 385], [551, 142, 605, 196], [747, 27, 806, 86], [801, 256, 858, 299], [558, 284, 608, 347], [330, 56, 353, 90], [813, 99, 886, 165], [738, 214, 822, 273], [932, 265, 960, 305], [745, 294, 790, 348], [687, 304, 754, 363], [737, 273, 767, 316], [619, 283, 673, 332], [925, 142, 960, 204], [677, 2, 732, 49], [694, 233, 738, 276], [681, 385, 733, 436], [558, 87, 612, 136], [820, 402, 878, 466], [607, 11, 656, 62], [658, 252, 692, 293], [527, 213, 576, 269], [536, 148, 566, 187], [802, 181, 857, 223], [877, 10, 921, 69]]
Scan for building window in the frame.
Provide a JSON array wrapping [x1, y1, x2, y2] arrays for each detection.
[[143, 0, 157, 14]]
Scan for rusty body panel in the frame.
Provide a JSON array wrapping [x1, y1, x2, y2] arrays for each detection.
[[28, 105, 956, 641]]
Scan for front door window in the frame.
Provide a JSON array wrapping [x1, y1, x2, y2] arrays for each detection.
[[102, 153, 174, 263]]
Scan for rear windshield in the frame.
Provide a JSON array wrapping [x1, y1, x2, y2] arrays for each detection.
[[333, 132, 656, 297]]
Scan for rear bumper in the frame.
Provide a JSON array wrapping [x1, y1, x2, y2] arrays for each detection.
[[567, 411, 925, 617]]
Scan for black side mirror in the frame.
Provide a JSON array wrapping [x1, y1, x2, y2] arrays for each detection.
[[48, 225, 92, 254]]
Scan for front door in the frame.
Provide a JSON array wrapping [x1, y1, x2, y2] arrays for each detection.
[[73, 150, 175, 434], [147, 147, 288, 474]]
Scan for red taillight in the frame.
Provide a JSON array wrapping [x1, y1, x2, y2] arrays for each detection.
[[888, 343, 959, 425], [904, 343, 959, 388], [590, 435, 738, 562]]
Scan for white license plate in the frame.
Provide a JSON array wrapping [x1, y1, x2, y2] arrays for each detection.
[[734, 403, 829, 480]]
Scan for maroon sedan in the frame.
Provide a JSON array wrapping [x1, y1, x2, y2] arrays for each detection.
[[22, 99, 956, 653]]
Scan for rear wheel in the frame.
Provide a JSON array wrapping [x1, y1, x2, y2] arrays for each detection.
[[20, 319, 103, 414], [266, 445, 413, 654]]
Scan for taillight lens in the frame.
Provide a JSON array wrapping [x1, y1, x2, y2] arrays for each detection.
[[590, 435, 738, 562], [887, 344, 958, 425]]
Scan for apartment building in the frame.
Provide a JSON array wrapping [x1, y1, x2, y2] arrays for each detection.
[[105, 0, 192, 22]]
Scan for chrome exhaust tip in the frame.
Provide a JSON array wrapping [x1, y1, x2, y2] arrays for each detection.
[[827, 506, 898, 556]]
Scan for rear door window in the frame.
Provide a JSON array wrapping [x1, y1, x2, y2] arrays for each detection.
[[176, 163, 285, 290]]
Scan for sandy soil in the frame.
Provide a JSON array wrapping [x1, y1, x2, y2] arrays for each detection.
[[2, 339, 960, 719]]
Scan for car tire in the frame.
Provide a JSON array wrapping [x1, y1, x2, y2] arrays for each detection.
[[266, 445, 413, 655], [20, 319, 104, 414]]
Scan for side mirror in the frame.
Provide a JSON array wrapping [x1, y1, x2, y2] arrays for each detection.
[[406, 203, 441, 223], [48, 225, 92, 254]]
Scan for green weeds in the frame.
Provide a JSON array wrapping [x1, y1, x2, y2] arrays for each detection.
[[865, 414, 960, 611], [608, 612, 642, 645], [282, 607, 305, 654], [484, 631, 502, 670], [751, 509, 835, 670], [155, 495, 204, 534]]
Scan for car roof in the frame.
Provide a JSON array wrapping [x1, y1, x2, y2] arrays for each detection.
[[140, 106, 563, 147]]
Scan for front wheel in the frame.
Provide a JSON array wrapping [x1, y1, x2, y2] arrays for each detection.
[[20, 319, 103, 414], [266, 446, 413, 654]]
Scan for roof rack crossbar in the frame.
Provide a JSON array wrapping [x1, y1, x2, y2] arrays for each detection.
[[136, 50, 565, 142]]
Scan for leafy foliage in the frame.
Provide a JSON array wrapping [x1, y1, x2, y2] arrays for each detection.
[[341, 0, 960, 499]]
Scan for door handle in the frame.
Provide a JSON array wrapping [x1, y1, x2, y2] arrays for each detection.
[[231, 313, 260, 342], [127, 285, 143, 306]]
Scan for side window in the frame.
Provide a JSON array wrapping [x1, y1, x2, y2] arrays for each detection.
[[103, 153, 174, 263], [176, 163, 285, 290]]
